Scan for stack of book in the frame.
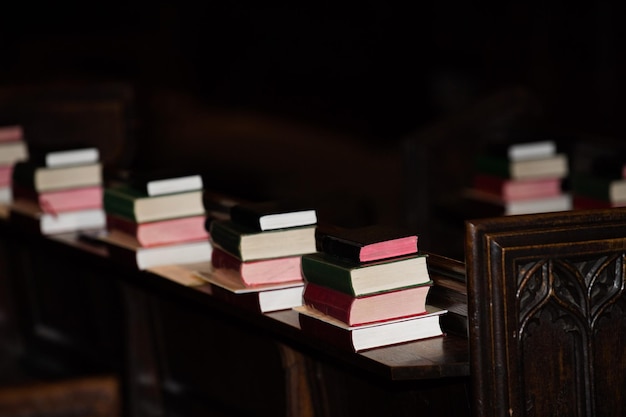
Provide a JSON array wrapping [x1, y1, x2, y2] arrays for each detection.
[[196, 200, 318, 313], [0, 125, 28, 207], [571, 155, 626, 209], [10, 147, 106, 234], [296, 225, 445, 352], [102, 174, 211, 270], [465, 140, 572, 215]]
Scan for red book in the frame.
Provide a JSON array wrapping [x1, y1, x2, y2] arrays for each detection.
[[106, 214, 209, 247], [13, 185, 103, 214], [572, 195, 626, 209], [303, 282, 431, 326], [315, 224, 418, 263], [0, 165, 13, 187], [211, 246, 303, 286], [472, 174, 562, 201]]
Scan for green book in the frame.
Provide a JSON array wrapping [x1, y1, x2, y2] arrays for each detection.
[[103, 185, 205, 223], [301, 252, 430, 297], [571, 175, 626, 202]]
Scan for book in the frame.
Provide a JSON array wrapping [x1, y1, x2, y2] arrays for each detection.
[[211, 246, 303, 286], [474, 153, 569, 180], [106, 214, 209, 247], [99, 229, 212, 270], [0, 141, 29, 165], [301, 252, 430, 297], [194, 265, 304, 313], [572, 195, 626, 209], [589, 155, 626, 179], [426, 253, 468, 337], [130, 173, 203, 196], [303, 282, 431, 326], [315, 224, 418, 262], [209, 220, 317, 261], [12, 161, 102, 192], [0, 165, 13, 187], [0, 125, 23, 142], [0, 186, 11, 205], [13, 185, 103, 214], [103, 185, 205, 223], [229, 200, 317, 231], [10, 199, 106, 235], [485, 140, 557, 161], [296, 305, 445, 352], [30, 147, 100, 168], [571, 175, 626, 203], [463, 189, 573, 215], [471, 174, 562, 201]]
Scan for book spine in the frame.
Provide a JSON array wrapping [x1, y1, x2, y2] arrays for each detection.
[[211, 247, 243, 271], [11, 162, 37, 190], [302, 283, 352, 323], [103, 189, 138, 221], [317, 236, 362, 262], [229, 206, 263, 231], [571, 175, 613, 201], [298, 313, 354, 351], [208, 221, 243, 259], [301, 255, 356, 295], [474, 155, 510, 178]]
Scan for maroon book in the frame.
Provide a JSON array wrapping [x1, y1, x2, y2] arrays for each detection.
[[211, 247, 303, 286]]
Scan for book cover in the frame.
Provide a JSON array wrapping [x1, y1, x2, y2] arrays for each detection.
[[296, 305, 445, 352], [211, 246, 304, 286], [13, 185, 103, 214], [471, 174, 563, 201], [315, 224, 418, 262], [99, 229, 212, 270], [103, 185, 205, 223], [230, 200, 317, 231], [107, 214, 208, 247], [301, 252, 430, 297], [209, 220, 317, 261], [303, 281, 432, 326], [12, 161, 102, 192], [194, 265, 304, 313]]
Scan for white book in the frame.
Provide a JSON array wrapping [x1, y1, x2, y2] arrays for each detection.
[[45, 148, 100, 167], [508, 140, 556, 161], [101, 229, 212, 270], [145, 175, 203, 196], [11, 200, 106, 234]]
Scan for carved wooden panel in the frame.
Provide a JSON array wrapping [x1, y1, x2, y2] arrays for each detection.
[[466, 208, 626, 417]]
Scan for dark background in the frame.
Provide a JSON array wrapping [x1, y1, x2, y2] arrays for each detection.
[[2, 2, 624, 143]]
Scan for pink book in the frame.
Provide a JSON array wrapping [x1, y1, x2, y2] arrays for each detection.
[[107, 214, 209, 247], [210, 246, 304, 286], [0, 165, 13, 187], [472, 174, 562, 201], [13, 185, 103, 214], [0, 125, 23, 142]]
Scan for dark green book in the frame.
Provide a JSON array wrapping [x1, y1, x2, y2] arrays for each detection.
[[301, 252, 430, 297], [209, 220, 317, 261], [571, 174, 626, 202]]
